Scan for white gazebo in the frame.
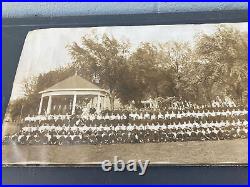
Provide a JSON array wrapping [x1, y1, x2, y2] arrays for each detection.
[[38, 74, 110, 115]]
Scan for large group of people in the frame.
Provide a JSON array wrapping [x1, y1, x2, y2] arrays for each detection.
[[2, 104, 248, 145]]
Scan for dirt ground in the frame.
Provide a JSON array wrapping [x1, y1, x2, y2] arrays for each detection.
[[2, 139, 248, 165]]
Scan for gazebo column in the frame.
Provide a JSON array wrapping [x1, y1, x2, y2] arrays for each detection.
[[103, 96, 106, 110], [91, 98, 94, 108], [38, 96, 44, 115], [96, 94, 101, 114], [72, 94, 77, 115], [46, 95, 52, 115]]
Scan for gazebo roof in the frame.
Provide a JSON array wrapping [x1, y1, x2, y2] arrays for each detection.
[[39, 75, 104, 93]]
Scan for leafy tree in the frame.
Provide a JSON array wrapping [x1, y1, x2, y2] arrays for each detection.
[[10, 66, 75, 120], [68, 33, 129, 109], [116, 65, 145, 107], [196, 25, 248, 105], [160, 42, 193, 98]]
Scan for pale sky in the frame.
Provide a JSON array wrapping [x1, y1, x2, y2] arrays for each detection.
[[11, 22, 247, 100]]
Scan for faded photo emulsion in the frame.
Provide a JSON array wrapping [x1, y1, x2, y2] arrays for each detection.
[[2, 23, 248, 165]]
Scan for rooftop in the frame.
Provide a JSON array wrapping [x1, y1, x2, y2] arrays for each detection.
[[40, 75, 102, 93]]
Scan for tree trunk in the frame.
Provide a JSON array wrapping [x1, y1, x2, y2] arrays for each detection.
[[235, 84, 243, 106], [109, 92, 115, 110], [207, 92, 213, 106], [155, 84, 159, 98]]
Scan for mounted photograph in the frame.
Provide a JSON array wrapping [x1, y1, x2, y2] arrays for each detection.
[[2, 22, 248, 165]]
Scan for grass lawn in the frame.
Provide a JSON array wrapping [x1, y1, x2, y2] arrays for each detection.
[[2, 139, 247, 165]]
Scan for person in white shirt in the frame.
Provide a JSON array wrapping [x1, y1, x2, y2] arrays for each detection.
[[210, 110, 216, 117], [145, 123, 151, 130], [127, 123, 133, 131], [155, 122, 161, 130], [142, 112, 148, 119], [161, 123, 167, 130], [116, 113, 121, 120], [115, 125, 121, 132], [138, 113, 143, 120], [243, 119, 248, 126], [236, 119, 241, 126], [176, 111, 181, 118], [158, 112, 164, 119], [121, 113, 127, 120], [242, 108, 248, 115], [97, 115, 102, 120], [170, 111, 175, 119], [129, 112, 135, 120], [151, 113, 156, 120], [139, 123, 144, 130], [225, 109, 231, 116], [110, 113, 116, 120], [120, 124, 126, 131], [104, 113, 110, 120]]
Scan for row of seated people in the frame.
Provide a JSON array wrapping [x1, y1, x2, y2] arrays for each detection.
[[24, 107, 247, 124], [3, 119, 248, 145], [22, 113, 247, 128], [20, 118, 248, 133]]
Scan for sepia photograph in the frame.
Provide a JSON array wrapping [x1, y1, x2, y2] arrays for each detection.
[[2, 22, 248, 166]]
